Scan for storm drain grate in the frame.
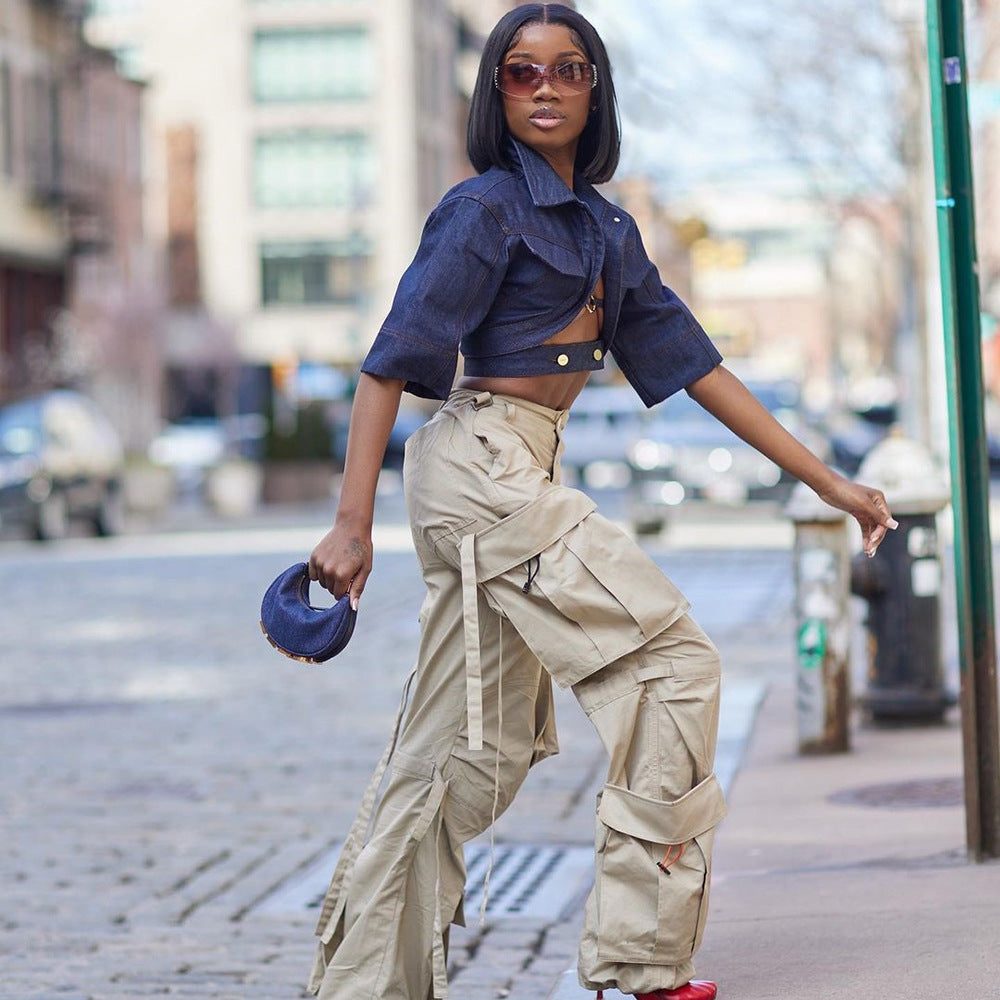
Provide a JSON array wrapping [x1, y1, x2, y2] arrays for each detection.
[[828, 776, 963, 809], [251, 842, 593, 921], [463, 843, 592, 917]]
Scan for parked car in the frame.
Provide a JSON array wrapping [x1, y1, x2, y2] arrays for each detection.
[[626, 378, 826, 534], [560, 385, 646, 488], [331, 404, 432, 470], [0, 390, 125, 540], [147, 418, 226, 493], [148, 414, 266, 493], [384, 407, 432, 470], [825, 405, 895, 477]]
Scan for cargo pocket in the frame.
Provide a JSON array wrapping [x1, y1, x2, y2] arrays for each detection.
[[466, 486, 600, 686], [390, 749, 436, 783], [637, 659, 722, 800], [469, 486, 691, 689], [595, 773, 726, 965], [531, 509, 691, 669]]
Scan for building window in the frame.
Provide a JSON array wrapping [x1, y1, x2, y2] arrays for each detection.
[[254, 131, 372, 208], [26, 75, 60, 197], [260, 238, 371, 306], [252, 27, 371, 103]]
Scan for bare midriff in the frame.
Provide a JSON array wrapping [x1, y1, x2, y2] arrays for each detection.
[[455, 272, 605, 411]]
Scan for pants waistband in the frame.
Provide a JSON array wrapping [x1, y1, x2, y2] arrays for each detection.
[[445, 388, 570, 426]]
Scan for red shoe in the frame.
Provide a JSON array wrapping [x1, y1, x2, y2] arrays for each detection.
[[597, 982, 718, 1000]]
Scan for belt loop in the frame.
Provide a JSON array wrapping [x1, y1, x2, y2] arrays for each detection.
[[471, 391, 492, 410]]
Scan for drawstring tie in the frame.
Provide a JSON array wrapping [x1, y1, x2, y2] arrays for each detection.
[[522, 554, 540, 593], [657, 841, 687, 874]]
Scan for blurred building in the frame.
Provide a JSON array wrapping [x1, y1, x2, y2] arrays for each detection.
[[672, 189, 902, 410], [676, 191, 832, 381], [0, 0, 148, 439], [609, 174, 694, 302], [84, 0, 461, 418], [452, 0, 519, 136]]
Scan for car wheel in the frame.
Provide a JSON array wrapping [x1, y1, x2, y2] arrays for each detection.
[[94, 485, 125, 537], [35, 490, 69, 541]]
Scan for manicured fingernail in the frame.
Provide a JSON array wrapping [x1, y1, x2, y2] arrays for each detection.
[[888, 518, 899, 529], [351, 597, 359, 611]]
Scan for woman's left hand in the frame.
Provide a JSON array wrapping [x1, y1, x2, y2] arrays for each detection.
[[817, 473, 899, 557]]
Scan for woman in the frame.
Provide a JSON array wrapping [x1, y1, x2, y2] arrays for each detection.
[[305, 6, 897, 1000]]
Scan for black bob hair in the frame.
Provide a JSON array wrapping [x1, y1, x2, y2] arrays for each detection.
[[466, 4, 621, 185]]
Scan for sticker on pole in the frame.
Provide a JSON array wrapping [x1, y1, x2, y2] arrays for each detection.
[[797, 618, 827, 669], [797, 617, 827, 741]]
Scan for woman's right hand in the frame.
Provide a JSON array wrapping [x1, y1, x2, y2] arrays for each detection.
[[308, 372, 406, 607], [308, 515, 372, 609]]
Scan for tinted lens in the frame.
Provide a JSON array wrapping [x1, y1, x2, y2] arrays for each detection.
[[553, 61, 592, 90], [497, 62, 593, 97], [499, 63, 542, 96]]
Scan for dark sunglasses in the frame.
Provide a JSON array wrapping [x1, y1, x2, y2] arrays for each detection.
[[493, 60, 598, 99]]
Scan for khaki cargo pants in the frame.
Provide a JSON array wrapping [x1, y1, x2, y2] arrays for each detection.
[[307, 388, 726, 999]]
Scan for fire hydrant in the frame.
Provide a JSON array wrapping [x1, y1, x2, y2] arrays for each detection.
[[785, 479, 852, 754], [850, 429, 956, 723]]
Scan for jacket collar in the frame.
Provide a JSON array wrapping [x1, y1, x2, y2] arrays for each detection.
[[505, 133, 584, 208]]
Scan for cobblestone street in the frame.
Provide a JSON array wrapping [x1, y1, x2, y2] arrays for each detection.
[[1, 497, 794, 1000]]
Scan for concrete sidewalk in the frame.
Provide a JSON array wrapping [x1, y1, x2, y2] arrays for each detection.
[[699, 684, 1000, 1000], [553, 680, 1000, 1000]]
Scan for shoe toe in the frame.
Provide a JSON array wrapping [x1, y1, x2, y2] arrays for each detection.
[[658, 981, 718, 1000]]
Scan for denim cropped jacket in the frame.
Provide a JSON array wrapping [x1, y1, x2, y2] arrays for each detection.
[[360, 134, 723, 407]]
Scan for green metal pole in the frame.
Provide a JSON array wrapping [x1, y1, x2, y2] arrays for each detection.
[[925, 0, 1000, 860]]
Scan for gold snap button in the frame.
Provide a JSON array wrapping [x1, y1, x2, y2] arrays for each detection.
[[593, 348, 603, 361], [556, 353, 569, 366]]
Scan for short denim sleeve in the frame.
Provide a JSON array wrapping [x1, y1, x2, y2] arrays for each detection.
[[611, 224, 723, 408], [360, 195, 508, 399]]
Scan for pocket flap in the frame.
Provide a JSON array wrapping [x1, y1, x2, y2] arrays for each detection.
[[470, 486, 597, 582], [598, 773, 727, 844], [559, 511, 689, 640], [391, 749, 436, 782], [520, 234, 587, 277]]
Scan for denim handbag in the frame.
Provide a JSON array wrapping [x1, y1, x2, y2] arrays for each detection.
[[259, 562, 357, 664]]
